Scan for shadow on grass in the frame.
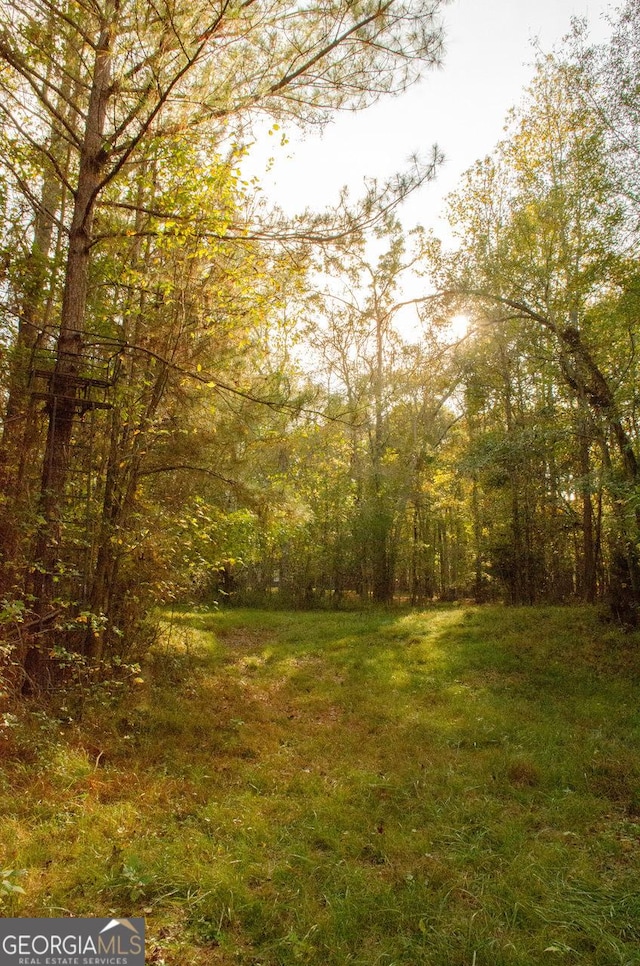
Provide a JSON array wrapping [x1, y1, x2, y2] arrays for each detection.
[[150, 605, 640, 809], [136, 604, 640, 965], [4, 604, 640, 965]]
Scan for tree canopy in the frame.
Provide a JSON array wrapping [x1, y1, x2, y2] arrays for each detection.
[[2, 0, 640, 694]]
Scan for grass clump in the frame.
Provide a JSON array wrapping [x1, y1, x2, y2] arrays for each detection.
[[1, 604, 640, 964]]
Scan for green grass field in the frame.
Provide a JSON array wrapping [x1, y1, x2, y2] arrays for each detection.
[[1, 605, 640, 965]]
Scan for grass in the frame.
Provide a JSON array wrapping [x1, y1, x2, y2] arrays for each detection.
[[1, 604, 640, 965]]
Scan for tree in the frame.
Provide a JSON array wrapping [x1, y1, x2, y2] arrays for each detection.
[[300, 222, 461, 602], [438, 47, 640, 616], [0, 0, 449, 677], [566, 0, 640, 233]]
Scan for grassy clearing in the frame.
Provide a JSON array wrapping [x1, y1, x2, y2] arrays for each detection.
[[1, 605, 640, 965]]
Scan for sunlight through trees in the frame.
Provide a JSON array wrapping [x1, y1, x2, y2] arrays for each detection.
[[1, 0, 640, 694]]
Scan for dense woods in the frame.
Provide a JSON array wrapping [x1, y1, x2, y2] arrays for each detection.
[[1, 0, 640, 691]]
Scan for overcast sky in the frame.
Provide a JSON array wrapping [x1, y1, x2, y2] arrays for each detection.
[[248, 0, 616, 238]]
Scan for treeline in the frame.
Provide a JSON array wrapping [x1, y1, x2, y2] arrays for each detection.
[[1, 0, 640, 694], [196, 6, 640, 616], [0, 0, 446, 688]]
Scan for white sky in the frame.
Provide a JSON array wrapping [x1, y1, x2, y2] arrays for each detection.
[[248, 0, 615, 240]]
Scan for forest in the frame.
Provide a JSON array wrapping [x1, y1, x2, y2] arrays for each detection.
[[1, 2, 640, 963], [2, 0, 640, 687]]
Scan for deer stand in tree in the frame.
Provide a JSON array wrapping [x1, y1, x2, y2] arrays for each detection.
[[21, 347, 113, 689]]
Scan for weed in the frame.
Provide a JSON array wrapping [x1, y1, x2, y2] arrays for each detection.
[[0, 867, 25, 912]]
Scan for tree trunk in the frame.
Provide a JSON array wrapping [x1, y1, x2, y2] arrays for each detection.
[[578, 421, 597, 603], [32, 13, 114, 614], [24, 13, 116, 685], [0, 142, 68, 597]]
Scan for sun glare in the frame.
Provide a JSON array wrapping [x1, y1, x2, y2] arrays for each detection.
[[447, 313, 471, 341]]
